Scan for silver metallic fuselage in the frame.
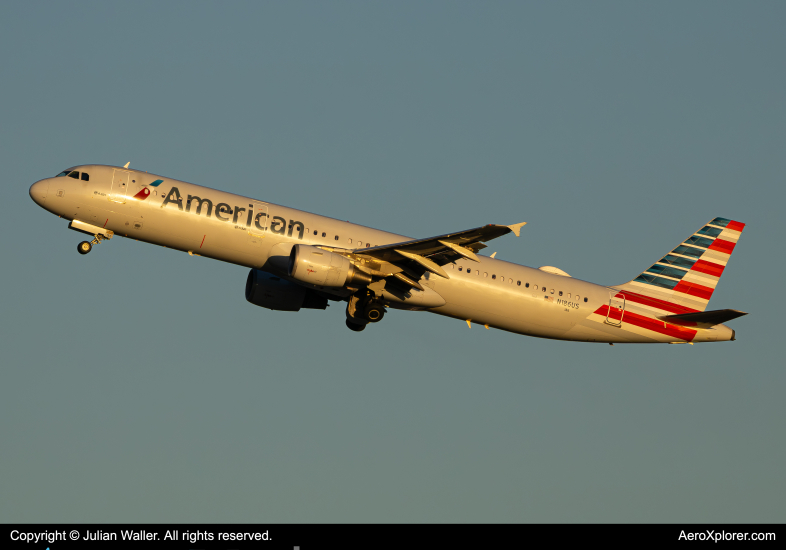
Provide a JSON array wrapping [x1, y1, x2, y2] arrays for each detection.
[[29, 165, 734, 343]]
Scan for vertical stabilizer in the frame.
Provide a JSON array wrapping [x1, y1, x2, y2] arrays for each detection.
[[618, 217, 745, 313]]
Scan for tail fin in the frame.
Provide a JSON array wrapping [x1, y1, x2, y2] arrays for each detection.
[[618, 217, 745, 313]]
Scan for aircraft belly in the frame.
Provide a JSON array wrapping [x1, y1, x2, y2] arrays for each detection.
[[431, 281, 576, 339]]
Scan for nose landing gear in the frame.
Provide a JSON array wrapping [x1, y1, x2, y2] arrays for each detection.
[[68, 221, 113, 256], [76, 233, 109, 255]]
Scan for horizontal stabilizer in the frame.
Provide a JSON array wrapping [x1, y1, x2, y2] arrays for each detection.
[[658, 309, 748, 328]]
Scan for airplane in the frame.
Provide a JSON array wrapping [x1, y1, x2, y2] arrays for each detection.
[[29, 164, 748, 343]]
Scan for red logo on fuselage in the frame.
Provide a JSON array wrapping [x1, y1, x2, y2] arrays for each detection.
[[133, 187, 151, 200]]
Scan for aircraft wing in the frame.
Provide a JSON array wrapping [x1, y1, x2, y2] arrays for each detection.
[[343, 222, 526, 287]]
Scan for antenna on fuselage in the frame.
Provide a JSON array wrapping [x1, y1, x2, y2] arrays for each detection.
[[123, 162, 130, 168]]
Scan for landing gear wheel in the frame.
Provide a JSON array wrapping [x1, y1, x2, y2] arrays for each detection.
[[364, 303, 386, 323], [346, 319, 366, 332], [77, 241, 92, 255]]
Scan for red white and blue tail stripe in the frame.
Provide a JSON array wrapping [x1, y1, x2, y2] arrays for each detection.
[[618, 217, 745, 314]]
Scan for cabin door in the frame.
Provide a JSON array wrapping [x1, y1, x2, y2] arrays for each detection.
[[606, 292, 625, 326], [110, 170, 130, 203]]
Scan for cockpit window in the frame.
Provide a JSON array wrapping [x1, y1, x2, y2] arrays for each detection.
[[81, 172, 89, 181], [67, 171, 79, 179], [56, 170, 71, 177]]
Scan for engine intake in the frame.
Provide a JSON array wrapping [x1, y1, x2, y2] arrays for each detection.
[[245, 269, 328, 311], [289, 245, 372, 288]]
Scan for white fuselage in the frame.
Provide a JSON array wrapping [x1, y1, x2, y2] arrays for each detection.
[[29, 165, 734, 344]]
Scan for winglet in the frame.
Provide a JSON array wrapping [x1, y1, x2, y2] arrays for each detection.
[[507, 222, 527, 237], [123, 162, 130, 168]]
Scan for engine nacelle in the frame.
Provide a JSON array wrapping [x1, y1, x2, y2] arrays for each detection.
[[245, 269, 328, 312], [289, 245, 372, 288]]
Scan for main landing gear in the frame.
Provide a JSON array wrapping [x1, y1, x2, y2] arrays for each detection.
[[76, 233, 109, 255], [345, 293, 387, 332], [346, 319, 366, 332], [364, 302, 385, 323]]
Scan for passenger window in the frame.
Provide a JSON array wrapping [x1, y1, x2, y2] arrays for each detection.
[[366, 243, 370, 247], [517, 281, 521, 286], [492, 274, 496, 279], [509, 278, 513, 284], [576, 295, 580, 301], [584, 297, 588, 302], [81, 173, 89, 181], [559, 291, 563, 296], [542, 287, 546, 292], [68, 171, 79, 179], [313, 230, 318, 235], [348, 238, 352, 244], [458, 266, 463, 271], [334, 235, 339, 241], [322, 232, 326, 237], [484, 272, 488, 277], [525, 283, 529, 288], [550, 289, 554, 294]]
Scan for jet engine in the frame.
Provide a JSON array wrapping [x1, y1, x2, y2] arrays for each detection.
[[289, 245, 372, 288], [245, 269, 328, 312]]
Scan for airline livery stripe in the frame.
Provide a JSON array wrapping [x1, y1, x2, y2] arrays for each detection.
[[718, 228, 742, 242], [674, 280, 714, 300], [682, 271, 720, 288], [594, 305, 697, 341], [634, 274, 678, 289], [691, 259, 725, 277], [613, 291, 699, 314], [672, 245, 705, 258], [727, 220, 745, 232], [696, 226, 723, 238], [708, 238, 736, 254], [684, 236, 715, 249]]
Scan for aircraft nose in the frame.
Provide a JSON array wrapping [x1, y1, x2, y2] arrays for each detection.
[[29, 179, 49, 206]]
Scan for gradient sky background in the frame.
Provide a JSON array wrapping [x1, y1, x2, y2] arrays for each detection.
[[1, 1, 784, 522]]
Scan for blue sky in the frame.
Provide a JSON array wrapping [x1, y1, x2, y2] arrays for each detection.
[[1, 1, 784, 522]]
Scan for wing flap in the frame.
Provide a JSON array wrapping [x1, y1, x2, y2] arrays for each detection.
[[353, 223, 525, 265], [322, 222, 525, 289]]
